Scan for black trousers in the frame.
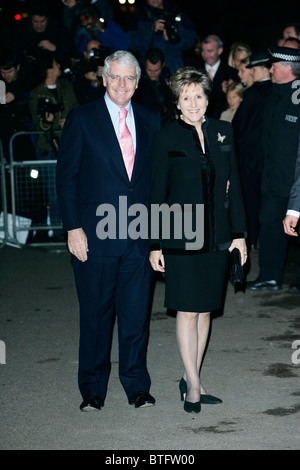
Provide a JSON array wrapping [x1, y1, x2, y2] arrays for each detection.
[[73, 240, 153, 401], [258, 194, 289, 283]]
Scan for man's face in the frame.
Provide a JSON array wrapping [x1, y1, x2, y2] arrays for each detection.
[[102, 60, 138, 108], [32, 15, 48, 33], [145, 60, 163, 81], [84, 41, 102, 59], [147, 0, 164, 9], [269, 61, 291, 83], [79, 14, 97, 32], [201, 40, 223, 66], [0, 66, 19, 83]]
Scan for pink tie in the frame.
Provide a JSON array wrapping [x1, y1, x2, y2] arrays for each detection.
[[118, 108, 135, 181], [209, 67, 214, 79]]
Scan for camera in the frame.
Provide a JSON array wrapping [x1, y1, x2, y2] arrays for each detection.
[[64, 46, 110, 78], [154, 9, 182, 45], [37, 97, 64, 120]]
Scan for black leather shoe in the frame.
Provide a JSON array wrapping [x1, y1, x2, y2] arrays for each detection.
[[246, 279, 282, 291], [80, 395, 104, 412], [128, 391, 155, 408], [288, 282, 300, 293], [184, 400, 201, 414]]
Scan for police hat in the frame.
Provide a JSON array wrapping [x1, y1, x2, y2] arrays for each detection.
[[268, 46, 300, 63], [246, 50, 271, 68]]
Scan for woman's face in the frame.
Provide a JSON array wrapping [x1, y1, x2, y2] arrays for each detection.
[[178, 83, 207, 126], [232, 51, 247, 69]]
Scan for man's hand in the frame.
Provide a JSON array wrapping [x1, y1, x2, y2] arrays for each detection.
[[283, 214, 299, 236], [38, 40, 56, 52], [5, 92, 15, 104], [68, 228, 89, 262]]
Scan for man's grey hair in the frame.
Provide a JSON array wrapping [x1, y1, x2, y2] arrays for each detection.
[[202, 34, 224, 49], [102, 50, 141, 83]]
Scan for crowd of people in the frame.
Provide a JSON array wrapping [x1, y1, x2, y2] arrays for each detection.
[[1, 0, 300, 414]]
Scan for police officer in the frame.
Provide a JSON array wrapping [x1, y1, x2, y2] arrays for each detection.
[[247, 46, 300, 290], [232, 50, 272, 251]]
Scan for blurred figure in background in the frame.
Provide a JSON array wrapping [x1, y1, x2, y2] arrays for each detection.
[[227, 42, 252, 69], [74, 4, 129, 56], [134, 47, 176, 125], [220, 81, 244, 122], [128, 0, 197, 74]]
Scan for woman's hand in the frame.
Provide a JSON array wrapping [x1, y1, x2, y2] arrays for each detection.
[[228, 238, 247, 266], [149, 250, 165, 272]]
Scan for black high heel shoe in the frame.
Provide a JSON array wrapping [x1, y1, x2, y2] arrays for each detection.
[[179, 377, 222, 405], [179, 378, 187, 402], [184, 400, 201, 414]]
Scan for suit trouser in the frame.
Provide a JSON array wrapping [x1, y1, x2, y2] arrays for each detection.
[[258, 194, 289, 283], [73, 240, 153, 401], [240, 170, 261, 248]]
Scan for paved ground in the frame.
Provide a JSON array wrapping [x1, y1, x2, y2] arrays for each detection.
[[0, 239, 300, 451]]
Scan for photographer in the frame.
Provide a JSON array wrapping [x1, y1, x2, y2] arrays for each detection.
[[128, 0, 197, 74], [73, 39, 109, 104], [74, 4, 129, 56], [28, 50, 78, 236], [14, 1, 77, 82], [28, 50, 78, 155], [61, 0, 114, 36], [0, 51, 35, 162]]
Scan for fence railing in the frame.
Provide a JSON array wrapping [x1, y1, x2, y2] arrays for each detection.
[[0, 131, 65, 248]]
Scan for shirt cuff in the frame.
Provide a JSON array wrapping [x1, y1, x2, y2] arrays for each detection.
[[287, 210, 300, 218]]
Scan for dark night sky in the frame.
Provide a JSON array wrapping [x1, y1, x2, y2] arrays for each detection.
[[1, 0, 300, 54]]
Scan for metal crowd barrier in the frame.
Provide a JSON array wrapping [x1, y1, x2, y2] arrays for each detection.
[[0, 131, 66, 248], [0, 140, 8, 247]]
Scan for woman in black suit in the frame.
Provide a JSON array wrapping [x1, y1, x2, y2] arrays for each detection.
[[149, 67, 247, 414]]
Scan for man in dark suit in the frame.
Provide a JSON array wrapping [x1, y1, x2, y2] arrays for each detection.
[[199, 34, 239, 118], [56, 50, 161, 411]]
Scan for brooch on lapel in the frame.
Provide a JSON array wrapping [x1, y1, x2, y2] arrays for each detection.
[[217, 132, 226, 143]]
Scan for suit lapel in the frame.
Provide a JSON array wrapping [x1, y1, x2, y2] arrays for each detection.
[[93, 98, 129, 182], [131, 104, 148, 183]]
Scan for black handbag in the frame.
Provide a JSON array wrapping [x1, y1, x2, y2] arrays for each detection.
[[229, 248, 244, 286]]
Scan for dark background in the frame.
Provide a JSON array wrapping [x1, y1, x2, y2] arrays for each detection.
[[0, 0, 300, 54]]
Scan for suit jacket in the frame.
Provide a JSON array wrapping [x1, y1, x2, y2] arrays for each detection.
[[56, 97, 161, 256], [149, 117, 247, 252]]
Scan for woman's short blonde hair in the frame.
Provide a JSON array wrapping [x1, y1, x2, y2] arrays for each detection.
[[168, 66, 213, 104]]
